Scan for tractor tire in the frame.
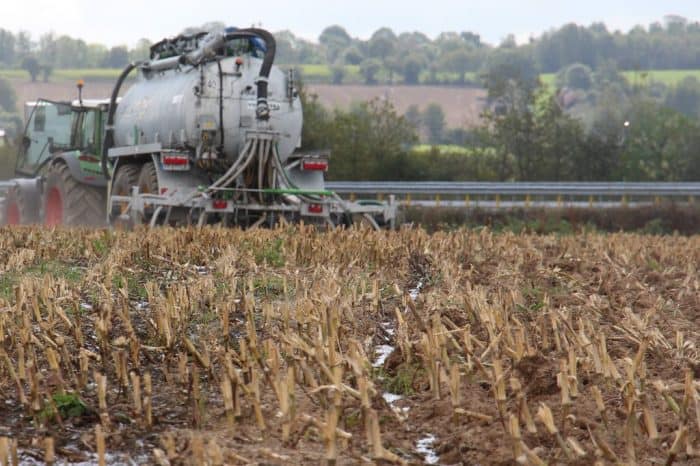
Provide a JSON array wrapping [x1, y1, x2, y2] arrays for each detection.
[[110, 163, 141, 227], [2, 185, 40, 225], [137, 161, 159, 195], [43, 162, 106, 227], [136, 161, 160, 225]]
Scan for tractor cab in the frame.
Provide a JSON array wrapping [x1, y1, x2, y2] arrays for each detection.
[[17, 97, 110, 183]]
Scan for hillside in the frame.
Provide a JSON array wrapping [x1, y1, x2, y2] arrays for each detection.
[[8, 78, 487, 128]]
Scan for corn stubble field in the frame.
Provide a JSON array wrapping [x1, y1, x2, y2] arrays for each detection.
[[0, 226, 699, 465]]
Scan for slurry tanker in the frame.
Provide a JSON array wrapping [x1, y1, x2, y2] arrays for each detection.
[[0, 28, 395, 228]]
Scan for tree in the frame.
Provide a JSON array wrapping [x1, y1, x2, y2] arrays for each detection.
[[331, 64, 345, 85], [324, 99, 417, 180], [38, 32, 57, 67], [422, 104, 446, 144], [130, 38, 152, 61], [342, 46, 363, 65], [0, 29, 16, 65], [0, 77, 17, 113], [557, 63, 594, 90], [483, 50, 540, 101], [21, 56, 41, 82], [54, 36, 88, 68], [619, 98, 700, 181], [440, 49, 476, 84], [368, 28, 397, 62], [460, 31, 482, 48], [401, 54, 425, 84], [319, 25, 352, 62], [85, 44, 109, 68], [298, 83, 331, 153], [592, 60, 628, 92], [481, 64, 549, 180], [14, 31, 32, 60], [102, 46, 129, 68], [360, 59, 381, 85], [320, 25, 351, 44], [404, 105, 422, 132], [665, 76, 700, 118], [41, 65, 52, 83]]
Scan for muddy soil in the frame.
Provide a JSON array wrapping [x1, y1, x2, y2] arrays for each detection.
[[0, 227, 698, 465]]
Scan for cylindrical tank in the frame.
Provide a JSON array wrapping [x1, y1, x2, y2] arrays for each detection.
[[113, 54, 303, 164]]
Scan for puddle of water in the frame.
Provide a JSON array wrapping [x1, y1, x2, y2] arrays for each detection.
[[416, 434, 439, 464], [372, 279, 435, 461], [373, 345, 395, 368], [381, 322, 395, 336], [134, 301, 149, 311], [382, 392, 403, 404], [18, 452, 143, 466], [80, 303, 93, 311], [409, 280, 424, 301], [194, 266, 210, 275]]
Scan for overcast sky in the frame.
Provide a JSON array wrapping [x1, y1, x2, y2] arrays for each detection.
[[2, 0, 698, 47]]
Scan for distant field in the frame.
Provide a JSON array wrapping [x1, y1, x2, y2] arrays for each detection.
[[5, 66, 700, 87], [541, 69, 700, 87], [412, 144, 473, 155], [7, 66, 699, 129], [1, 66, 479, 86], [2, 66, 362, 83], [6, 77, 488, 128]]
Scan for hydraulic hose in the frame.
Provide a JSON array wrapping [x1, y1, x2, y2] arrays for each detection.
[[101, 62, 138, 180], [216, 60, 224, 149], [223, 28, 276, 121]]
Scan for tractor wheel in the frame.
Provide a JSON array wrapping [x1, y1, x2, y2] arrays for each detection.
[[110, 163, 141, 227], [137, 161, 159, 195], [43, 162, 106, 227], [137, 161, 160, 224], [2, 186, 39, 226]]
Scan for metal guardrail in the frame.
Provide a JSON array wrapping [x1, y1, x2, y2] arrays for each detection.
[[327, 182, 700, 208], [327, 182, 700, 196]]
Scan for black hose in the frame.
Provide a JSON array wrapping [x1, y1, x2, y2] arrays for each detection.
[[223, 28, 276, 121], [102, 62, 137, 180], [217, 60, 224, 149]]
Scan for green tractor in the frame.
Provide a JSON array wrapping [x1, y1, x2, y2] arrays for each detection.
[[1, 95, 109, 226]]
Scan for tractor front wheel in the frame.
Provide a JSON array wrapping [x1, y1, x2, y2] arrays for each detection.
[[2, 183, 41, 226], [43, 162, 106, 227]]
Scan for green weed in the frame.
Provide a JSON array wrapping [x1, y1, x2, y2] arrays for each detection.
[[40, 393, 88, 421], [255, 239, 285, 267]]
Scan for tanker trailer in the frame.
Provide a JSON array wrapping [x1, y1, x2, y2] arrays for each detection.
[[104, 28, 396, 228]]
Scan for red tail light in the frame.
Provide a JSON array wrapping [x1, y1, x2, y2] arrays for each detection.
[[302, 160, 328, 172], [212, 199, 228, 210], [162, 156, 189, 166], [308, 203, 323, 214]]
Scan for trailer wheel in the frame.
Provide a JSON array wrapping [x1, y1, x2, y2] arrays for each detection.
[[43, 162, 106, 227], [110, 163, 141, 227]]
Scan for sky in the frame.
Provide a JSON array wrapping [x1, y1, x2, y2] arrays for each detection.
[[1, 0, 699, 47]]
